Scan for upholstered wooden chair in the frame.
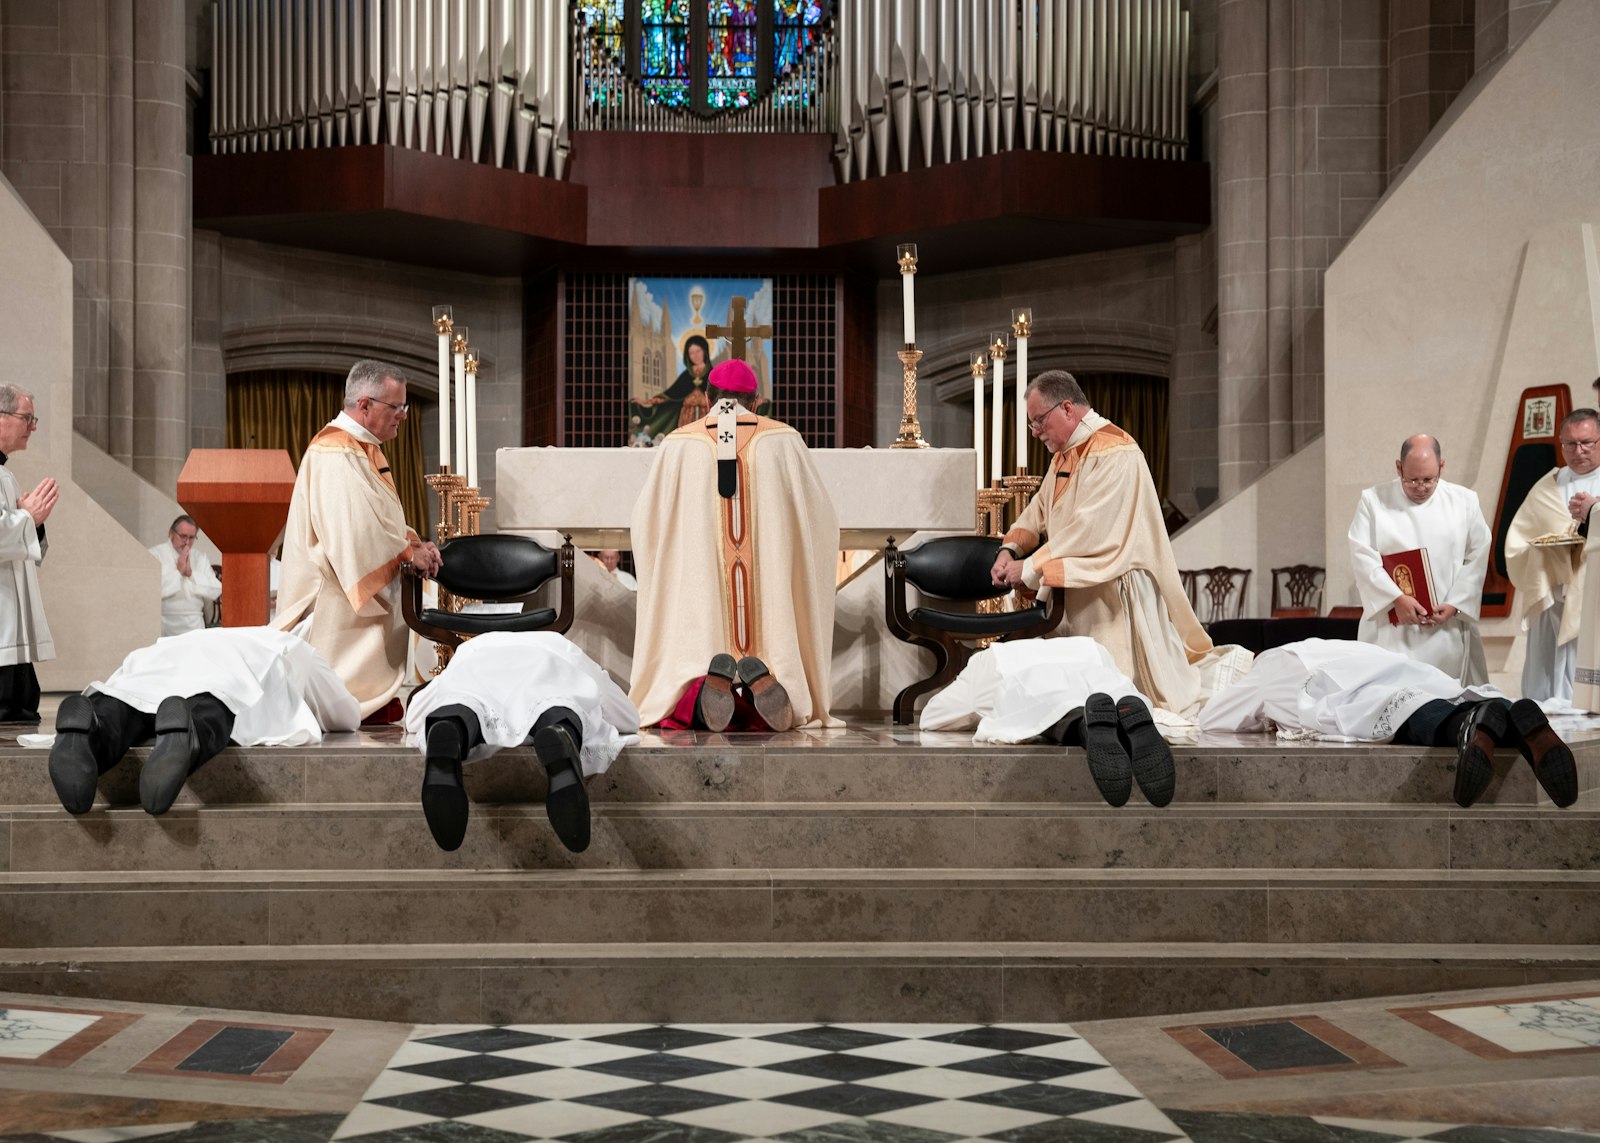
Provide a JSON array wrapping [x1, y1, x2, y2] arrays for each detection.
[[883, 535, 1065, 724], [1181, 566, 1251, 623], [1270, 564, 1325, 618], [402, 533, 575, 652]]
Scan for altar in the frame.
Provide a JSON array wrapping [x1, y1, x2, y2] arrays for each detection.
[[496, 446, 978, 549]]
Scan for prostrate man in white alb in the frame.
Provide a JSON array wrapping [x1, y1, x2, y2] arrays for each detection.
[[920, 637, 1182, 808], [1506, 408, 1600, 706], [1200, 639, 1578, 808], [47, 626, 359, 817], [0, 382, 56, 723], [1347, 434, 1491, 684], [149, 514, 222, 636], [406, 631, 640, 855], [274, 360, 442, 723]]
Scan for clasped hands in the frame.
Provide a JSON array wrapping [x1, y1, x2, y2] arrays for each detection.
[[1570, 491, 1598, 525], [17, 478, 57, 526], [1392, 594, 1456, 627], [990, 549, 1026, 589], [406, 540, 443, 577]]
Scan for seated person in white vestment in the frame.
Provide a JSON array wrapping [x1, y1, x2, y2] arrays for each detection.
[[1507, 408, 1600, 706], [405, 631, 641, 855], [1199, 639, 1578, 808], [1347, 434, 1491, 684], [273, 360, 443, 725], [921, 637, 1179, 807], [0, 383, 57, 723], [991, 371, 1213, 716], [629, 359, 839, 733], [149, 514, 222, 636], [593, 550, 637, 591], [47, 627, 359, 817]]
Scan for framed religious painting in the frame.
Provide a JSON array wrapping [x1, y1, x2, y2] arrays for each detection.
[[626, 276, 774, 447]]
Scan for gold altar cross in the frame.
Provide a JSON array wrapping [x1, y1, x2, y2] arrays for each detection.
[[705, 296, 772, 362]]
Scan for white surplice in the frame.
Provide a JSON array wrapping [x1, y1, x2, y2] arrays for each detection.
[[0, 462, 52, 667], [1509, 466, 1600, 704], [1198, 638, 1499, 742], [149, 541, 222, 636], [404, 631, 640, 775], [1573, 497, 1600, 712], [1347, 478, 1491, 684], [87, 626, 359, 746], [920, 637, 1190, 742]]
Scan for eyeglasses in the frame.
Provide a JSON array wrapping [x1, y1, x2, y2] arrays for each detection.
[[366, 397, 409, 414], [1401, 477, 1439, 489], [1, 412, 39, 429], [1561, 437, 1599, 452], [1027, 400, 1069, 432]]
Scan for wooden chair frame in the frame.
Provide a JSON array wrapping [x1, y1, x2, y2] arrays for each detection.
[[401, 534, 576, 652]]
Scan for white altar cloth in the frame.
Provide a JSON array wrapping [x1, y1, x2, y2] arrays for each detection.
[[496, 447, 978, 549]]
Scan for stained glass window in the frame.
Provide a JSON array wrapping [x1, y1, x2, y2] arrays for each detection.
[[642, 0, 692, 108], [774, 0, 825, 76], [578, 1, 627, 60], [707, 0, 759, 110]]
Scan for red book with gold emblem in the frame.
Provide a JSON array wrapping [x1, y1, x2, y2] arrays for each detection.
[[1383, 548, 1437, 625]]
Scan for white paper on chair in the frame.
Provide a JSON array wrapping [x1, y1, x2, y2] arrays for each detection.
[[458, 602, 523, 615]]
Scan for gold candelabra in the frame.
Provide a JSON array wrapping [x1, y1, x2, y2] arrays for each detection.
[[1003, 468, 1041, 517], [892, 243, 928, 448], [977, 484, 1012, 538]]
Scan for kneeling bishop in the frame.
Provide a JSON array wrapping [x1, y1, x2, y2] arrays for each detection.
[[48, 626, 359, 816], [405, 632, 641, 855], [1199, 638, 1578, 808]]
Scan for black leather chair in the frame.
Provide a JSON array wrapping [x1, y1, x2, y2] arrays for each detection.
[[884, 535, 1065, 724], [402, 533, 575, 651]]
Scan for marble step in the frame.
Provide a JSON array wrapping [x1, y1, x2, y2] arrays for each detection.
[[1, 737, 1593, 809], [4, 801, 1598, 874], [1, 939, 1596, 1025], [2, 867, 1598, 950]]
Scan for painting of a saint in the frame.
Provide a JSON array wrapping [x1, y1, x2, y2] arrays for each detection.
[[628, 277, 773, 447]]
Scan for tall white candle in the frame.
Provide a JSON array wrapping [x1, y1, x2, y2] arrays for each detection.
[[897, 243, 917, 346], [972, 352, 987, 493], [465, 355, 479, 489], [453, 345, 467, 479], [432, 306, 453, 470], [1014, 332, 1028, 467], [991, 351, 1003, 481]]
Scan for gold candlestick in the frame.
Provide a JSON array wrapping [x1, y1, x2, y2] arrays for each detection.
[[1002, 468, 1041, 517], [976, 484, 1011, 538], [892, 345, 929, 449]]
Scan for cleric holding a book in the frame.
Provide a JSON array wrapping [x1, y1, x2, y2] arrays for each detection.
[[1347, 434, 1492, 685]]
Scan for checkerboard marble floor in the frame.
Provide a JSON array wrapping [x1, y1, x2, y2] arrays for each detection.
[[331, 1022, 1191, 1141]]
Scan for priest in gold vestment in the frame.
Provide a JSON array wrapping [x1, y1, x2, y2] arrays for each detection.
[[630, 359, 840, 729], [992, 370, 1214, 715], [274, 361, 442, 720]]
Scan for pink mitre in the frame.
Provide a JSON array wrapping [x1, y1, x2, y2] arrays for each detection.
[[709, 359, 758, 394]]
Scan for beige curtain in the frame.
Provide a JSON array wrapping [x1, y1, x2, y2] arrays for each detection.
[[226, 369, 429, 537]]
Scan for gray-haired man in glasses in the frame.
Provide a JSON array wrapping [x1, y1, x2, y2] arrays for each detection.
[[1347, 433, 1492, 685], [0, 382, 56, 721]]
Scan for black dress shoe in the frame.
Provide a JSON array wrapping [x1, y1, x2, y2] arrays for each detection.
[[1453, 699, 1508, 808], [1080, 693, 1132, 807], [140, 696, 199, 816], [736, 656, 794, 732], [694, 654, 739, 732], [1116, 695, 1175, 808], [48, 694, 100, 815], [1508, 698, 1578, 808], [421, 719, 470, 851], [534, 722, 591, 854]]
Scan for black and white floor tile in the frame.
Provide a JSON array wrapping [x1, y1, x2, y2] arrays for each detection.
[[331, 1022, 1190, 1141]]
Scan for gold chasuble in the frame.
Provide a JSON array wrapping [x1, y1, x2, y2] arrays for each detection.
[[630, 408, 841, 728], [1505, 469, 1588, 648], [1001, 414, 1213, 715], [273, 423, 417, 717]]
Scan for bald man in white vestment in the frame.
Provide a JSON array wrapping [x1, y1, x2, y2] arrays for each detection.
[[921, 637, 1182, 807], [991, 371, 1213, 716], [630, 360, 839, 731], [48, 626, 358, 817], [407, 631, 641, 855], [1347, 434, 1491, 684], [1200, 639, 1577, 808], [1506, 409, 1600, 706]]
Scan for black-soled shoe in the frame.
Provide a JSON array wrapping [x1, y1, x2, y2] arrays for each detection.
[[1116, 695, 1175, 808], [140, 696, 199, 816], [1508, 698, 1578, 808], [534, 722, 591, 854], [736, 655, 795, 732], [694, 654, 739, 732], [48, 694, 101, 815], [420, 718, 470, 851], [1081, 693, 1132, 807], [1452, 699, 1507, 808]]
